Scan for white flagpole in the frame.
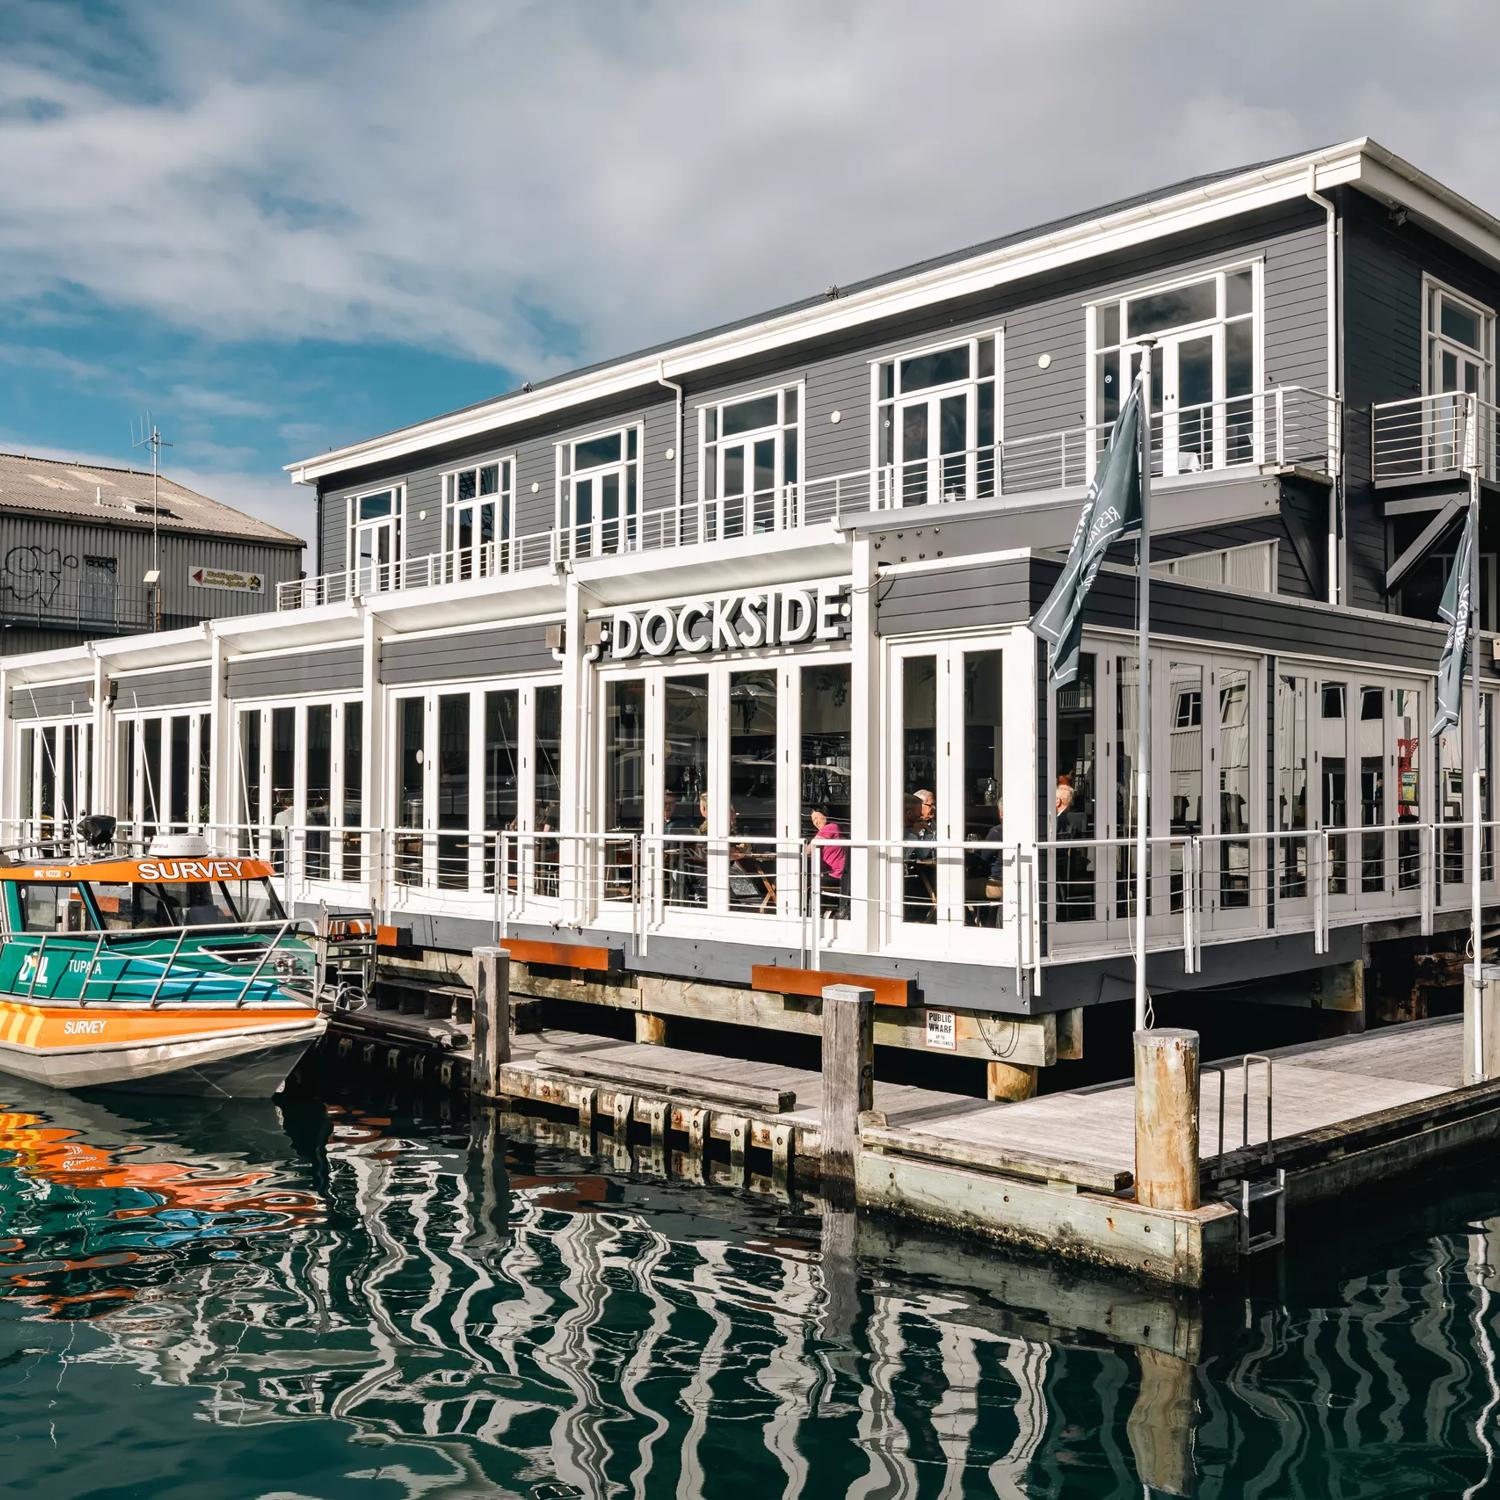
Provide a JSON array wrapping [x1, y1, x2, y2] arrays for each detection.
[[1135, 346, 1155, 1033], [1469, 394, 1485, 1078]]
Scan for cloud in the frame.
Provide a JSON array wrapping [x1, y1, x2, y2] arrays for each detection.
[[6, 0, 1500, 393], [166, 385, 271, 420]]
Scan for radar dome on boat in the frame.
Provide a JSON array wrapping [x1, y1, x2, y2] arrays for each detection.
[[146, 834, 214, 859]]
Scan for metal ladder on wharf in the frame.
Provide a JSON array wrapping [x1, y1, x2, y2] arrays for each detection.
[[1203, 1054, 1287, 1256]]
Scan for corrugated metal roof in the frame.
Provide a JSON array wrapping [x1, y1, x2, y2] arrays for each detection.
[[0, 452, 302, 547]]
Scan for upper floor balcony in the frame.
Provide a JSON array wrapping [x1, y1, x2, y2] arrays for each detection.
[[277, 384, 1339, 612], [1372, 391, 1499, 487]]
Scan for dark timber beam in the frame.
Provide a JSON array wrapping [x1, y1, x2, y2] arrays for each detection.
[[1386, 494, 1465, 593]]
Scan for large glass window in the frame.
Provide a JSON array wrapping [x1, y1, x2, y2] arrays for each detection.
[[306, 704, 333, 880], [900, 656, 939, 922], [1218, 667, 1252, 908], [437, 693, 470, 889], [877, 334, 999, 507], [396, 695, 425, 885], [1054, 654, 1096, 922], [1276, 674, 1309, 898], [483, 689, 520, 892], [351, 487, 402, 593], [962, 651, 1003, 928], [17, 722, 89, 848], [1093, 265, 1258, 476], [700, 386, 801, 538], [801, 663, 851, 915], [342, 702, 364, 881], [534, 685, 562, 896], [727, 670, 777, 910], [664, 676, 709, 909]]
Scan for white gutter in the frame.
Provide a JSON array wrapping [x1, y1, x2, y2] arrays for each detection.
[[288, 139, 1378, 485], [1305, 166, 1342, 606]]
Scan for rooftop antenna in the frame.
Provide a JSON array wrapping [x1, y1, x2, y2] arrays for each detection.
[[131, 414, 172, 630]]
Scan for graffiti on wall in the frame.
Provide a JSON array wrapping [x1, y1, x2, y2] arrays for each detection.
[[2, 546, 76, 607]]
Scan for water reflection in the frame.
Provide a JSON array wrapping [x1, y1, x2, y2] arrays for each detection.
[[0, 1086, 1496, 1499]]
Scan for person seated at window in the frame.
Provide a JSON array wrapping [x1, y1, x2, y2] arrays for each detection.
[[903, 789, 937, 921], [805, 804, 847, 917]]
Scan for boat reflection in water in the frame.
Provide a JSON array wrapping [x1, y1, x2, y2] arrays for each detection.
[[1, 1087, 1499, 1498]]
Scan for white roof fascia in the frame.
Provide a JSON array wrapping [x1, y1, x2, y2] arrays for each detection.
[[289, 140, 1372, 486]]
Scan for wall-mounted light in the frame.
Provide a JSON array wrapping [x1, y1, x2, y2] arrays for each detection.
[[531, 481, 540, 493], [1038, 353, 1052, 369], [665, 447, 675, 460], [830, 410, 842, 424]]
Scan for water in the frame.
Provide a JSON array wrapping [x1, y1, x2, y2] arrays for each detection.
[[1, 1086, 1497, 1500]]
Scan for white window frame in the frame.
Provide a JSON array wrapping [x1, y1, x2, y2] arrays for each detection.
[[346, 484, 406, 593], [556, 422, 644, 559], [114, 709, 209, 836], [1422, 274, 1495, 400], [385, 676, 561, 902], [441, 458, 516, 581], [695, 381, 805, 537], [869, 330, 1003, 507], [16, 717, 91, 842], [1086, 260, 1264, 477], [232, 695, 365, 880]]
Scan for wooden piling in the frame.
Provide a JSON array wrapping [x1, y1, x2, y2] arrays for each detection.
[[821, 983, 874, 1189], [986, 1060, 1038, 1101], [634, 1012, 668, 1046], [1133, 1029, 1200, 1211], [471, 945, 511, 1098]]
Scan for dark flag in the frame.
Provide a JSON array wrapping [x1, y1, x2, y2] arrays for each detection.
[[1432, 509, 1475, 738], [1031, 381, 1145, 689]]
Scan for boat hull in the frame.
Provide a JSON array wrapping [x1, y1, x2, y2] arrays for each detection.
[[0, 1001, 326, 1098]]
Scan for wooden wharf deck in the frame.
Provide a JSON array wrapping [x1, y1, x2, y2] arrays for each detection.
[[488, 1013, 1500, 1287]]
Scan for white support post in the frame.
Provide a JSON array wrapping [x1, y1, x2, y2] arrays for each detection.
[[89, 647, 108, 822], [848, 534, 880, 955], [1135, 349, 1155, 1033], [207, 629, 228, 834], [559, 573, 589, 929], [362, 608, 386, 916], [1467, 399, 1485, 1081]]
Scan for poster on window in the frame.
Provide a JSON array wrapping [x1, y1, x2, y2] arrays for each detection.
[[189, 565, 265, 594]]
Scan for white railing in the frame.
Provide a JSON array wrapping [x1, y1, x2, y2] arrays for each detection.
[[1372, 391, 1499, 484], [276, 386, 1339, 609], [12, 813, 1493, 984], [276, 529, 559, 610]]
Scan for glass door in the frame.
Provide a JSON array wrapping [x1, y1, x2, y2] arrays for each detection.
[[448, 469, 503, 581], [888, 642, 1005, 952], [893, 389, 972, 507], [716, 433, 780, 538], [355, 514, 398, 594]]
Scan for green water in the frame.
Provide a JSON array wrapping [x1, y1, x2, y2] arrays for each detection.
[[1, 1085, 1497, 1499]]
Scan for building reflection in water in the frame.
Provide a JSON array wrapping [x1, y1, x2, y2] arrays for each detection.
[[0, 1087, 1497, 1498]]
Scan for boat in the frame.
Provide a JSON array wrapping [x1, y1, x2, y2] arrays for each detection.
[[0, 829, 328, 1097]]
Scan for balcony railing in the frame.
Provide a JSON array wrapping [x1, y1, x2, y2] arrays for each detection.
[[0, 579, 155, 633], [1372, 391, 1499, 485], [277, 385, 1339, 610]]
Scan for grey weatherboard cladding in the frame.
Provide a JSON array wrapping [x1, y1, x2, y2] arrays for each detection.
[[315, 202, 1327, 577], [113, 667, 212, 710], [8, 680, 92, 719], [379, 625, 557, 686], [227, 648, 364, 700]]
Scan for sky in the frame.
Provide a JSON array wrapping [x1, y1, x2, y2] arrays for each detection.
[[5, 0, 1500, 548]]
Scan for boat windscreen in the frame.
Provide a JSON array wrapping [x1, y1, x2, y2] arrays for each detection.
[[90, 880, 238, 931], [222, 877, 285, 925]]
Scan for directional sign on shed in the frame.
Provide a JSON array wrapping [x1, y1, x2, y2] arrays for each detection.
[[190, 565, 264, 594]]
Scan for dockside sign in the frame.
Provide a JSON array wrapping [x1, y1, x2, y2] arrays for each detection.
[[604, 583, 850, 660]]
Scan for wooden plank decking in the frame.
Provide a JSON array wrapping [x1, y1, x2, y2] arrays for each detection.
[[507, 1014, 1468, 1180]]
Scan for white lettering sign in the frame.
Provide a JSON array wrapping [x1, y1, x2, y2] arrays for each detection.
[[605, 585, 850, 660], [190, 565, 265, 594], [137, 858, 248, 882], [925, 1009, 957, 1051], [64, 1019, 106, 1036]]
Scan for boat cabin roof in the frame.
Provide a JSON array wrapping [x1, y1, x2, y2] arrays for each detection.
[[0, 856, 276, 885]]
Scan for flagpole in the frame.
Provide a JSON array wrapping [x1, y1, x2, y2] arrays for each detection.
[[1135, 344, 1155, 1033], [1469, 393, 1485, 1078]]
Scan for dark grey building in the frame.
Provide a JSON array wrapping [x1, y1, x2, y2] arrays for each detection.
[[0, 451, 302, 655]]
